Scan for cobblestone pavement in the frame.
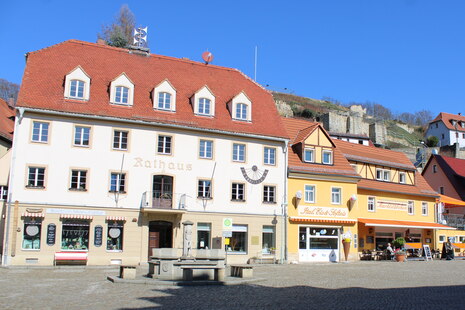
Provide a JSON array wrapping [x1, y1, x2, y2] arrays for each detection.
[[1, 260, 465, 309]]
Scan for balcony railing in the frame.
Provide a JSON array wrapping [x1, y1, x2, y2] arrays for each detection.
[[443, 214, 465, 230], [141, 191, 187, 210]]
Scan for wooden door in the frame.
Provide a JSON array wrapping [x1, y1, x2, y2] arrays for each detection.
[[148, 231, 160, 257]]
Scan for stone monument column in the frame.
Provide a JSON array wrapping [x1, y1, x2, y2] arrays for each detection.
[[182, 220, 194, 258]]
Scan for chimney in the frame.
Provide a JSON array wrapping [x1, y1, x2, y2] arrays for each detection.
[[458, 112, 462, 116]]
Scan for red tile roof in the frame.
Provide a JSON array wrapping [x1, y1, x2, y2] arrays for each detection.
[[281, 117, 359, 178], [333, 139, 416, 170], [431, 112, 465, 132], [17, 40, 288, 140], [423, 154, 465, 200], [0, 98, 14, 141]]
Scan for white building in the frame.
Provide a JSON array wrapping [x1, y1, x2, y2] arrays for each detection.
[[425, 112, 465, 147], [1, 40, 289, 266]]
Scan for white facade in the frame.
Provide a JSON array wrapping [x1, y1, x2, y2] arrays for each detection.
[[426, 121, 465, 147]]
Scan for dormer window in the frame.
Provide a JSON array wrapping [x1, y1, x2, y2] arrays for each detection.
[[230, 92, 252, 122], [304, 148, 314, 163], [399, 172, 406, 184], [64, 66, 90, 101], [153, 80, 176, 112], [236, 103, 248, 120], [461, 122, 465, 128], [452, 120, 457, 126], [110, 73, 134, 106], [322, 150, 333, 165], [198, 98, 211, 115], [70, 80, 85, 99], [115, 86, 129, 104]]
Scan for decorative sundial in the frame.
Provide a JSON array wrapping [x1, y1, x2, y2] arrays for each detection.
[[240, 165, 269, 184]]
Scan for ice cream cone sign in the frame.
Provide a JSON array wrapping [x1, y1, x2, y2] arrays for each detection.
[[341, 230, 352, 261], [349, 194, 357, 210]]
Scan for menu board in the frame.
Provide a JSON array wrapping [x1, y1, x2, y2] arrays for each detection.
[[47, 224, 56, 246], [94, 225, 103, 247]]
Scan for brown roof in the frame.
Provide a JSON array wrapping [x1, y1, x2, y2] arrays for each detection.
[[0, 98, 14, 141], [334, 139, 416, 171], [281, 117, 359, 178], [423, 154, 465, 200], [17, 40, 288, 140], [431, 112, 465, 132]]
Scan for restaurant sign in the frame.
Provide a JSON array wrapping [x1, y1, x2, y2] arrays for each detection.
[[376, 200, 408, 211], [298, 206, 348, 218]]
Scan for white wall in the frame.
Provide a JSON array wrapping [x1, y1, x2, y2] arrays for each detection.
[[10, 112, 286, 216]]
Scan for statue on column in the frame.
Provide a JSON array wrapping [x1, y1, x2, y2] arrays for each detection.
[[182, 221, 194, 259]]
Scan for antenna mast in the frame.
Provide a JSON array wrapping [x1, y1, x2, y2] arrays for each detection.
[[254, 46, 258, 81]]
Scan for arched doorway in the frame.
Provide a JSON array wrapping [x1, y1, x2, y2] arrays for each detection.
[[148, 221, 173, 257]]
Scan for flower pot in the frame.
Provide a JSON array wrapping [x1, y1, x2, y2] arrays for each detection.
[[395, 253, 406, 262], [342, 241, 351, 261]]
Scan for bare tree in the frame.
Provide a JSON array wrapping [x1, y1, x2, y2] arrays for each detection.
[[98, 5, 136, 48], [397, 112, 416, 124], [414, 110, 433, 126], [0, 78, 19, 104]]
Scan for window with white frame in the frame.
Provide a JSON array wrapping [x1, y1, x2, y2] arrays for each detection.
[[74, 126, 90, 147], [31, 121, 49, 143], [114, 86, 129, 105], [422, 202, 428, 216], [399, 172, 406, 184], [231, 183, 245, 201], [368, 197, 375, 212], [70, 170, 87, 191], [322, 150, 333, 164], [0, 185, 7, 200], [408, 201, 414, 215], [235, 103, 248, 120], [157, 135, 172, 155], [197, 223, 211, 249], [198, 98, 211, 115], [27, 167, 45, 188], [264, 147, 276, 165], [158, 92, 172, 110], [69, 80, 85, 99], [199, 140, 213, 159], [376, 168, 390, 182], [198, 180, 212, 198], [304, 148, 314, 163], [110, 173, 126, 193], [263, 185, 276, 203], [331, 187, 341, 204], [305, 185, 315, 203], [232, 143, 246, 162], [22, 218, 42, 250], [113, 130, 128, 150], [227, 224, 247, 253]]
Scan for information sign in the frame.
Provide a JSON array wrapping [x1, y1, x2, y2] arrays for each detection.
[[46, 224, 56, 246], [94, 225, 103, 247]]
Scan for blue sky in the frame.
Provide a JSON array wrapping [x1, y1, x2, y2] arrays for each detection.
[[1, 0, 465, 116]]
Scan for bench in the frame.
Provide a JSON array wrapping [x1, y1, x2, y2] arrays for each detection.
[[54, 251, 88, 265], [230, 264, 253, 278], [119, 265, 137, 279], [180, 266, 225, 281]]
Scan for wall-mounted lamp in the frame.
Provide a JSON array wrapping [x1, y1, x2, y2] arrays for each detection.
[[132, 218, 138, 223], [295, 191, 302, 208]]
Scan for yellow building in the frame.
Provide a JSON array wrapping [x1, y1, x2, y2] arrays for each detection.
[[334, 139, 454, 256], [282, 118, 360, 262]]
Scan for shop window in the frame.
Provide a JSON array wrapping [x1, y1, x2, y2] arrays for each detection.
[[264, 147, 276, 165], [408, 201, 414, 215], [31, 121, 49, 143], [304, 148, 314, 163], [22, 218, 42, 250], [305, 185, 315, 203], [157, 135, 172, 155], [107, 221, 124, 251], [331, 187, 341, 204], [299, 227, 307, 249], [262, 226, 275, 254], [0, 185, 8, 200], [198, 180, 212, 198], [197, 223, 211, 249], [368, 197, 375, 212], [232, 143, 246, 162], [231, 183, 245, 201], [74, 126, 90, 147], [227, 224, 247, 253], [422, 202, 428, 216], [61, 220, 89, 250], [263, 185, 276, 203]]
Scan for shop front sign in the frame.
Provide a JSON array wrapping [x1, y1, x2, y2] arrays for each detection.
[[46, 224, 56, 246], [94, 225, 103, 247], [298, 206, 348, 218], [376, 200, 408, 211]]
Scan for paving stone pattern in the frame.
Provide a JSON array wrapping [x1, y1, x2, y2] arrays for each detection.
[[1, 260, 465, 309]]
